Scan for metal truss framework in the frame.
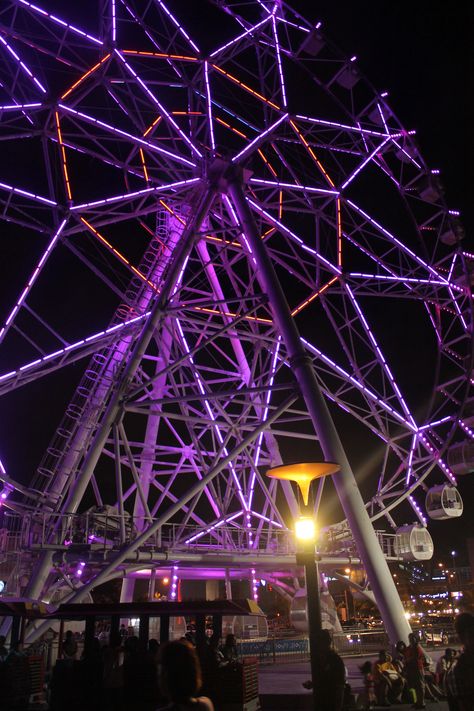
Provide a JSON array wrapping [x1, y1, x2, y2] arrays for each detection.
[[0, 0, 472, 641]]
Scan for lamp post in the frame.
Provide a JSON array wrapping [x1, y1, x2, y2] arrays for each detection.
[[267, 461, 340, 710]]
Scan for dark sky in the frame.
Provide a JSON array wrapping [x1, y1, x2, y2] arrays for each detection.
[[291, 0, 472, 233]]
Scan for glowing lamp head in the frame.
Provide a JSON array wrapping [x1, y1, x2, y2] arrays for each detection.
[[295, 515, 316, 541]]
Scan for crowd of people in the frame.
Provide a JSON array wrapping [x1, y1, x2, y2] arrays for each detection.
[[1, 611, 474, 710], [356, 614, 474, 710]]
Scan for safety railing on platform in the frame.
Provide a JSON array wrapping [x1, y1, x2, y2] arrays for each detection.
[[0, 509, 403, 566]]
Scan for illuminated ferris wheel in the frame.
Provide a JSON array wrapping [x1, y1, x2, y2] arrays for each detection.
[[0, 0, 471, 641]]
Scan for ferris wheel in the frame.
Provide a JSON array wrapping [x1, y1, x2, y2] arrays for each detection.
[[0, 0, 471, 641]]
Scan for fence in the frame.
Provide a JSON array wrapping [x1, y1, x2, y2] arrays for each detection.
[[239, 630, 390, 664]]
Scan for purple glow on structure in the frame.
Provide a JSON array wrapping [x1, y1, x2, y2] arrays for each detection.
[[249, 176, 337, 195], [58, 103, 196, 168], [210, 16, 270, 58], [301, 336, 414, 430], [340, 137, 391, 190], [271, 15, 287, 107], [0, 181, 57, 206], [408, 495, 427, 526], [247, 197, 341, 275], [345, 283, 415, 427], [204, 62, 216, 151], [347, 199, 449, 284], [418, 433, 456, 485], [404, 434, 416, 485], [418, 415, 452, 431], [0, 34, 44, 93], [184, 512, 242, 544], [111, 0, 116, 42], [448, 287, 468, 331], [71, 178, 200, 211], [176, 319, 247, 513], [348, 273, 461, 290], [249, 338, 281, 509], [170, 565, 178, 599], [156, 0, 200, 53], [0, 310, 150, 383], [0, 103, 43, 111], [233, 113, 289, 164], [391, 140, 422, 169], [114, 50, 202, 158], [0, 219, 67, 345], [251, 511, 283, 528], [224, 195, 256, 267], [459, 419, 474, 440], [18, 0, 103, 45], [296, 114, 390, 138], [251, 567, 258, 601]]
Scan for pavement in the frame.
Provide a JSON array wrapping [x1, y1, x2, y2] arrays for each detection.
[[258, 652, 450, 711]]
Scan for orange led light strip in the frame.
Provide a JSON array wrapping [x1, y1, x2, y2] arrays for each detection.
[[216, 116, 248, 139], [143, 115, 162, 137], [289, 119, 335, 189], [122, 50, 198, 61], [80, 217, 159, 293], [159, 199, 186, 226], [61, 53, 111, 100], [139, 148, 149, 182], [194, 306, 272, 324], [291, 276, 338, 317], [54, 111, 72, 201], [257, 148, 277, 177], [211, 64, 281, 110]]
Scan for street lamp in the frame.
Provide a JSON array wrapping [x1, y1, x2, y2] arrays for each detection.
[[267, 461, 340, 710]]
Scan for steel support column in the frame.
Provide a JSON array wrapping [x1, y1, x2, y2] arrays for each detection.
[[226, 170, 410, 644]]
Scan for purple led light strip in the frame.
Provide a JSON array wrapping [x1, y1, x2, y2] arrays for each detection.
[[0, 180, 57, 206], [0, 103, 43, 110], [301, 337, 415, 430], [345, 283, 416, 427], [204, 62, 215, 152], [111, 0, 116, 42], [18, 0, 103, 45], [418, 432, 456, 485], [347, 199, 449, 284], [348, 273, 462, 290], [247, 197, 341, 276], [209, 16, 270, 58], [296, 114, 390, 138], [184, 511, 242, 545], [408, 494, 427, 526], [113, 50, 202, 159], [155, 0, 200, 53], [249, 176, 338, 195], [0, 219, 67, 345], [58, 103, 196, 168], [71, 178, 200, 211], [418, 416, 452, 431], [271, 15, 287, 108], [250, 511, 283, 528], [232, 114, 289, 163], [0, 310, 150, 383], [248, 338, 281, 510], [175, 320, 247, 513], [340, 137, 391, 190], [448, 287, 468, 331], [391, 139, 422, 170], [404, 434, 417, 485]]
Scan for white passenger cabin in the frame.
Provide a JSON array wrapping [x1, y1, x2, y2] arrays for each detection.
[[394, 524, 434, 561], [425, 485, 463, 520]]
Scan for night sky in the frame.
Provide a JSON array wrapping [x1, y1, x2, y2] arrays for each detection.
[[0, 1, 472, 563]]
